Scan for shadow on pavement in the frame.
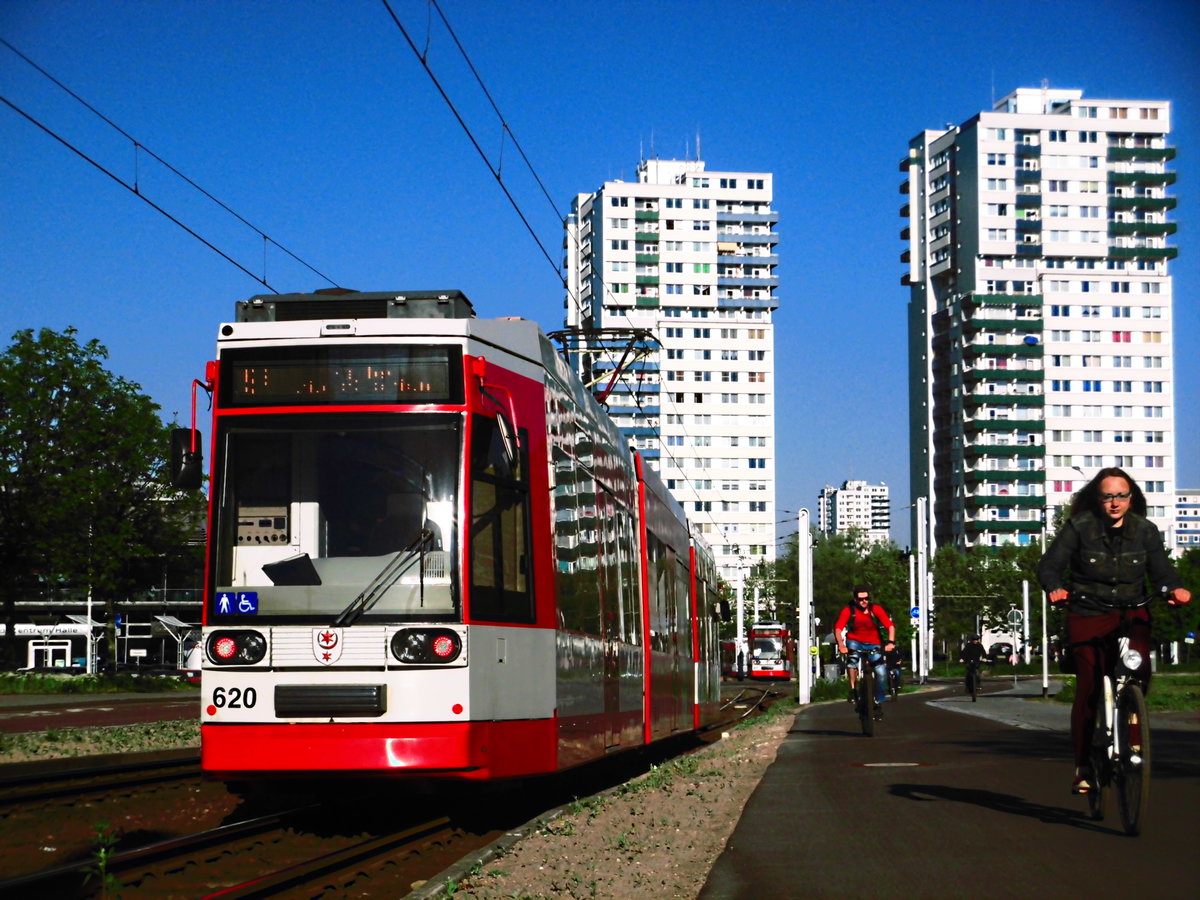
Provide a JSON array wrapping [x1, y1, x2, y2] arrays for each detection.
[[887, 782, 1117, 834]]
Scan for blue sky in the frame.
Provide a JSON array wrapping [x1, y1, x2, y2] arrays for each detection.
[[2, 0, 1198, 549]]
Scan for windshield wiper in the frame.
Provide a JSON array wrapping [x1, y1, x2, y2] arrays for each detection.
[[333, 529, 434, 628]]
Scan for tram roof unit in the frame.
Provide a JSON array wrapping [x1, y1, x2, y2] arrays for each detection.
[[236, 289, 475, 322]]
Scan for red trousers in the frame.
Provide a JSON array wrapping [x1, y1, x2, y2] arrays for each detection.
[[1065, 607, 1151, 767]]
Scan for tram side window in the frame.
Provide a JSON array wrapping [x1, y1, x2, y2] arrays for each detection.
[[469, 415, 533, 622]]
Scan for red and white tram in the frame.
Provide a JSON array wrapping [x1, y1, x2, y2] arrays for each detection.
[[172, 289, 725, 781], [748, 622, 791, 681]]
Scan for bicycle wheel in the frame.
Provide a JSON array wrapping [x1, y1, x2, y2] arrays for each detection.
[[858, 668, 875, 737], [1115, 683, 1150, 836], [1086, 695, 1108, 822]]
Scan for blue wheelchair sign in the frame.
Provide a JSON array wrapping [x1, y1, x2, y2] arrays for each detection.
[[215, 592, 258, 615]]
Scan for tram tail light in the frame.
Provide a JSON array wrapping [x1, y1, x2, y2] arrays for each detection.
[[391, 628, 463, 664], [206, 630, 268, 666]]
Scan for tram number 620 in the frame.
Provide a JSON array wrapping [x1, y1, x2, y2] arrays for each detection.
[[212, 686, 257, 709]]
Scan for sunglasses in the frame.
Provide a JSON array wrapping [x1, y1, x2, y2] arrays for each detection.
[[1100, 491, 1132, 502]]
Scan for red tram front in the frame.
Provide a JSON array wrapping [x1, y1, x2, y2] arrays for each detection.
[[177, 289, 723, 781], [748, 622, 792, 681]]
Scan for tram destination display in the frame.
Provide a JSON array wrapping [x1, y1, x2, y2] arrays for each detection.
[[222, 345, 462, 405]]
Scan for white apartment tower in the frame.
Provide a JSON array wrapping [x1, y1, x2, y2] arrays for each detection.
[[904, 88, 1178, 548], [564, 158, 779, 584], [817, 480, 891, 545]]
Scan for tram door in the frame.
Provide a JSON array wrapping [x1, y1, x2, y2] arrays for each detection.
[[597, 490, 622, 748]]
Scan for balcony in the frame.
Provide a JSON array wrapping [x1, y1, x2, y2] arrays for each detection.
[[635, 230, 659, 241], [1108, 195, 1176, 211], [963, 367, 1043, 384], [635, 295, 660, 308], [966, 494, 1044, 509], [635, 209, 660, 221], [1108, 246, 1178, 261], [1109, 170, 1176, 186], [965, 317, 1044, 334], [965, 293, 1043, 308], [965, 444, 1043, 460], [635, 253, 660, 264], [965, 418, 1045, 435], [1107, 146, 1176, 163], [1108, 221, 1177, 237], [964, 392, 1044, 409], [715, 210, 779, 225], [717, 275, 779, 288], [965, 519, 1042, 534], [966, 469, 1046, 484], [635, 275, 660, 285]]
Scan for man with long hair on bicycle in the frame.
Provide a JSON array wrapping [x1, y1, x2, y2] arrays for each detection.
[[835, 586, 895, 718], [959, 635, 987, 695], [1037, 467, 1191, 794]]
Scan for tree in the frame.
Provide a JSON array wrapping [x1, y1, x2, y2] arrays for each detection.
[[0, 328, 202, 670]]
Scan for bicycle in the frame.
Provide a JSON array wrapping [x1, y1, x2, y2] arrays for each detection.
[[844, 647, 884, 737], [1081, 614, 1151, 836], [964, 664, 982, 702], [887, 666, 902, 701]]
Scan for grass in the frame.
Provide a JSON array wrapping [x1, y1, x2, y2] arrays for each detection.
[[1053, 674, 1200, 712], [0, 671, 198, 695], [0, 719, 200, 761]]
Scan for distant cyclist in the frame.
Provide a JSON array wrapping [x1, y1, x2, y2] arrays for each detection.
[[883, 640, 903, 695], [959, 635, 986, 694], [835, 587, 896, 717], [1037, 467, 1191, 795]]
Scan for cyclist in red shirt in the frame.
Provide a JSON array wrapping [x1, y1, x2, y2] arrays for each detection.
[[835, 587, 896, 714]]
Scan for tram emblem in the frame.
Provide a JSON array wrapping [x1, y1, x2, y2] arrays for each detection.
[[314, 628, 343, 665]]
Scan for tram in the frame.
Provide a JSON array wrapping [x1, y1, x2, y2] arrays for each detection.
[[747, 622, 791, 681], [170, 288, 725, 781]]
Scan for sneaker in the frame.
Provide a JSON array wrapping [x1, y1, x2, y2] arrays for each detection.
[[873, 703, 884, 721], [1071, 770, 1093, 795], [847, 690, 856, 704]]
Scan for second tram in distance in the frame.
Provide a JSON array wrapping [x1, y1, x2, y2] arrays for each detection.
[[748, 622, 792, 680], [172, 289, 726, 782]]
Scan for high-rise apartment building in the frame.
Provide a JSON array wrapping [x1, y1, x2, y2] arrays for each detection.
[[817, 480, 891, 544], [903, 87, 1178, 548], [564, 158, 779, 584]]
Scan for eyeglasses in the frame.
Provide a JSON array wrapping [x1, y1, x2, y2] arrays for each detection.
[[1100, 491, 1132, 502], [855, 596, 870, 602]]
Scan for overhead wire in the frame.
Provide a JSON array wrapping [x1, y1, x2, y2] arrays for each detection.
[[381, 2, 751, 546], [0, 37, 339, 291], [1, 94, 279, 292]]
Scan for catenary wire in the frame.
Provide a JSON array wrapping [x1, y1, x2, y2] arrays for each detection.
[[0, 38, 339, 291], [1, 94, 279, 293]]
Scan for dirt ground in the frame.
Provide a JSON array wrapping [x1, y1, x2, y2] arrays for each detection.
[[437, 710, 793, 899]]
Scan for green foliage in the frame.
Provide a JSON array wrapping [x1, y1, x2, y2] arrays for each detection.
[[83, 820, 122, 899], [0, 672, 198, 694], [0, 327, 206, 670]]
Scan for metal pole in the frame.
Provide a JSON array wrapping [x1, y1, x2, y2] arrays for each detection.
[[1039, 581, 1049, 698], [916, 497, 929, 683], [1022, 580, 1031, 665], [85, 586, 94, 676], [797, 509, 812, 704], [736, 581, 745, 680]]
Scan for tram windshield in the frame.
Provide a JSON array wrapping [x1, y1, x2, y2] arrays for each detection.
[[211, 413, 461, 622]]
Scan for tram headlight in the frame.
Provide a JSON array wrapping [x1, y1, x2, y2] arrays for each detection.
[[206, 630, 267, 666], [390, 628, 463, 664]]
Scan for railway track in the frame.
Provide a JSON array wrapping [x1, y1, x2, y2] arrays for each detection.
[[0, 750, 201, 811]]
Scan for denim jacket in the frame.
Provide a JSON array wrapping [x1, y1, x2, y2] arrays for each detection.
[[1037, 510, 1180, 615]]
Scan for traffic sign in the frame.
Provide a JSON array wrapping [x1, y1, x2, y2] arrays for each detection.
[[911, 606, 920, 619], [1007, 609, 1023, 626]]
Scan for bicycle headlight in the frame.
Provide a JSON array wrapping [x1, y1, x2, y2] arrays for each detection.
[[1120, 648, 1144, 672]]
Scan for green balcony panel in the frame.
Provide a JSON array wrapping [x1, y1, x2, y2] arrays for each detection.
[[1107, 222, 1177, 237], [635, 296, 659, 308], [635, 209, 660, 221], [1107, 146, 1177, 162], [965, 520, 1042, 533], [1108, 195, 1176, 211]]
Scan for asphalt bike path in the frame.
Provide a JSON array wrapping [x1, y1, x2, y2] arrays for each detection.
[[700, 681, 1200, 899]]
